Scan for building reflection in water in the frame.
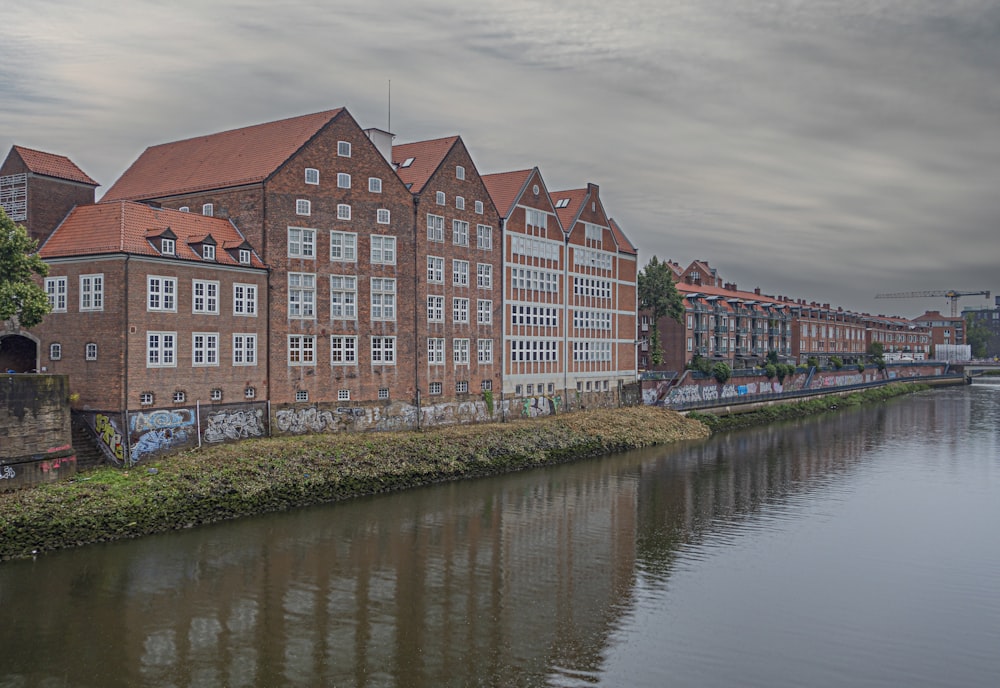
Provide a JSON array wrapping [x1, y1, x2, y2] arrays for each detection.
[[2, 390, 977, 687]]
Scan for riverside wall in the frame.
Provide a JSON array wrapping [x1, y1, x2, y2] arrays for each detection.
[[0, 374, 76, 491]]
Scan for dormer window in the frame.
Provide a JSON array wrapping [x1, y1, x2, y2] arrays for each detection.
[[239, 249, 251, 265], [161, 238, 175, 255], [203, 244, 215, 261]]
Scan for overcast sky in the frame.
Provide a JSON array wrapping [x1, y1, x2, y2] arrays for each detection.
[[4, 0, 998, 316]]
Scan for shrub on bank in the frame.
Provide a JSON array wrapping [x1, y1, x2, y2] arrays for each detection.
[[0, 407, 709, 560]]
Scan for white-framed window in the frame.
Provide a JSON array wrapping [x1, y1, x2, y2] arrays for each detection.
[[477, 339, 493, 364], [475, 200, 484, 214], [49, 343, 61, 360], [192, 332, 219, 366], [330, 230, 357, 262], [456, 196, 465, 210], [296, 390, 309, 402], [456, 165, 465, 180], [233, 334, 257, 365], [477, 299, 492, 324], [192, 280, 219, 314], [202, 203, 213, 217], [147, 276, 176, 312], [331, 336, 358, 365], [427, 214, 445, 242], [45, 277, 67, 312], [173, 391, 187, 403], [338, 141, 351, 157], [428, 337, 445, 365], [369, 177, 382, 193], [427, 295, 444, 323], [233, 283, 257, 317], [288, 335, 316, 365], [477, 225, 493, 250], [305, 168, 319, 185], [335, 389, 349, 401], [244, 387, 256, 400], [161, 238, 175, 255], [330, 275, 357, 319], [147, 331, 177, 368], [453, 260, 469, 286], [288, 227, 316, 258], [210, 388, 223, 401], [202, 244, 215, 261], [452, 220, 469, 246], [140, 392, 154, 405], [481, 379, 492, 391], [453, 338, 470, 365], [370, 235, 396, 264], [427, 255, 444, 283], [371, 337, 396, 365], [476, 263, 493, 289], [436, 191, 445, 205], [85, 342, 98, 360], [376, 208, 390, 224], [80, 274, 104, 312], [239, 248, 251, 265], [378, 388, 389, 400], [371, 278, 396, 321], [337, 172, 351, 189], [296, 199, 311, 216], [456, 380, 469, 393], [337, 204, 351, 220], [288, 272, 316, 319], [429, 382, 442, 395], [453, 298, 469, 323]]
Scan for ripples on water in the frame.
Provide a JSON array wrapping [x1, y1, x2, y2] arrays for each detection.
[[1, 387, 999, 687]]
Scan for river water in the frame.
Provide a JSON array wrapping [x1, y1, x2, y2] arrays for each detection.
[[2, 385, 998, 687]]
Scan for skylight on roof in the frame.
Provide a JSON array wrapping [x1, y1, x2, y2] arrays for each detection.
[[400, 158, 415, 168], [555, 198, 570, 208]]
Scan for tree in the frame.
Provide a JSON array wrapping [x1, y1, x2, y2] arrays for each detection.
[[0, 207, 50, 329], [711, 362, 732, 384], [638, 256, 684, 366], [965, 315, 990, 359]]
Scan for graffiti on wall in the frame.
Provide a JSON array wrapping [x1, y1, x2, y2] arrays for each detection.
[[520, 395, 560, 418], [1, 465, 15, 480], [128, 408, 196, 463], [204, 407, 265, 443], [95, 413, 125, 463], [275, 407, 336, 434]]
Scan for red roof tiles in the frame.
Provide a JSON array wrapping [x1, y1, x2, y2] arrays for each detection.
[[481, 169, 534, 219], [40, 201, 264, 268], [609, 218, 638, 255], [101, 109, 343, 201], [12, 146, 98, 186], [392, 136, 459, 193]]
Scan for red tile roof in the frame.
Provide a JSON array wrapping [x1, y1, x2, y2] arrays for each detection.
[[40, 201, 265, 268], [12, 146, 98, 186], [609, 218, 638, 255], [392, 136, 459, 193], [481, 169, 534, 218], [551, 187, 588, 230], [101, 109, 343, 201]]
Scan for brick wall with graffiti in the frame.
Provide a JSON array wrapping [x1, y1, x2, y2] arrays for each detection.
[[644, 363, 950, 408]]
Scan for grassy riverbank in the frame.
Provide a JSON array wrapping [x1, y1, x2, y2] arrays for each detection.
[[686, 382, 930, 433], [0, 407, 708, 561]]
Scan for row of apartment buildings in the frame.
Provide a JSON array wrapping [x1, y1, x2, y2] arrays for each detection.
[[1, 108, 637, 419], [638, 259, 964, 374]]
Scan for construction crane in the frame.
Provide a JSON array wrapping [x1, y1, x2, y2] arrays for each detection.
[[875, 290, 991, 317]]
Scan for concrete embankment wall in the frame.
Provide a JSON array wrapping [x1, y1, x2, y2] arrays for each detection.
[[1, 375, 76, 491], [642, 363, 960, 411]]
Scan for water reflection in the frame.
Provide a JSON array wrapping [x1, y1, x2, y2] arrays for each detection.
[[1, 388, 996, 687]]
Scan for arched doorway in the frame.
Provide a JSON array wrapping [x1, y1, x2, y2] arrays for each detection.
[[0, 333, 39, 373]]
